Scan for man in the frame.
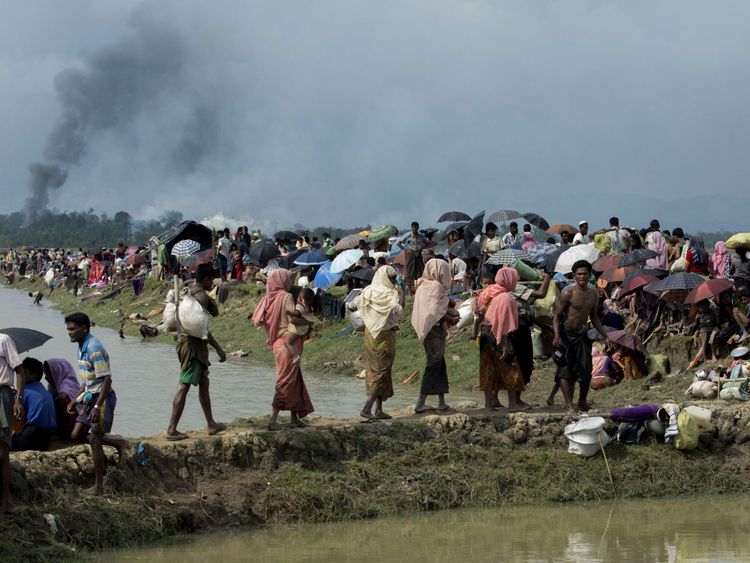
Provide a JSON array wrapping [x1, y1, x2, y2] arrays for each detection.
[[733, 247, 750, 293], [114, 242, 127, 260], [166, 264, 227, 441], [557, 231, 572, 248], [733, 286, 750, 340], [217, 228, 232, 281], [502, 222, 519, 248], [649, 219, 661, 233], [398, 221, 427, 294], [573, 221, 590, 245], [0, 332, 24, 512], [606, 217, 629, 253], [66, 312, 129, 494], [553, 260, 609, 416], [11, 358, 56, 451]]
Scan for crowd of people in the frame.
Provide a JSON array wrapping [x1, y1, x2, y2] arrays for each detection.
[[1, 214, 750, 510]]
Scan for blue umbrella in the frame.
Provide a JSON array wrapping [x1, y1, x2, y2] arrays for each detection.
[[312, 261, 343, 289], [294, 250, 329, 266]]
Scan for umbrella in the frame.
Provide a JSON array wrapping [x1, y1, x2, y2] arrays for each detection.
[[486, 248, 531, 266], [600, 266, 635, 283], [525, 243, 559, 265], [486, 209, 522, 223], [171, 239, 201, 258], [547, 224, 578, 235], [447, 240, 482, 259], [437, 211, 471, 222], [464, 210, 485, 243], [683, 278, 734, 305], [312, 261, 343, 289], [335, 234, 365, 251], [648, 272, 706, 293], [622, 268, 668, 285], [592, 255, 622, 273], [608, 330, 647, 354], [126, 253, 146, 266], [351, 268, 375, 283], [620, 274, 660, 296], [725, 232, 750, 250], [274, 230, 300, 242], [440, 221, 470, 240], [248, 241, 281, 266], [294, 250, 329, 266], [554, 244, 600, 274], [182, 248, 214, 272], [521, 212, 550, 231], [542, 247, 567, 274], [0, 328, 52, 353], [618, 249, 658, 267], [657, 288, 692, 305], [278, 249, 306, 270], [368, 225, 398, 244], [331, 249, 365, 273]]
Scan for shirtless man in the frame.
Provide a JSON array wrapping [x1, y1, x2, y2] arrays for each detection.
[[553, 260, 609, 416]]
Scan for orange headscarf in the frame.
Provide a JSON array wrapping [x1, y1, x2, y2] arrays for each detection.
[[251, 269, 292, 346], [477, 268, 519, 343]]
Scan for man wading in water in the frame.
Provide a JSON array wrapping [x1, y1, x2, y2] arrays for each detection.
[[553, 260, 609, 417], [166, 263, 227, 441]]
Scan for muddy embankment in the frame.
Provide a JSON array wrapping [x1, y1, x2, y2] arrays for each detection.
[[7, 404, 750, 560]]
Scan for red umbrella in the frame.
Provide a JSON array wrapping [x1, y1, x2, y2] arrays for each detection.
[[619, 274, 659, 296], [683, 278, 734, 305], [608, 330, 647, 354], [547, 224, 578, 235], [126, 254, 145, 266], [601, 266, 635, 283], [592, 255, 622, 273]]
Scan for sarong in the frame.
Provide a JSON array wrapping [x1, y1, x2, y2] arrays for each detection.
[[479, 326, 526, 393], [271, 336, 314, 417], [0, 385, 13, 445], [177, 335, 209, 386], [556, 323, 592, 384], [364, 328, 395, 400], [509, 322, 534, 385], [420, 325, 449, 395], [76, 391, 117, 435], [404, 250, 424, 288]]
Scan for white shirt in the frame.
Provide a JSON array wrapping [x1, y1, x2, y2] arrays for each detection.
[[0, 334, 20, 388], [218, 236, 232, 258], [450, 257, 467, 280], [573, 233, 590, 245]]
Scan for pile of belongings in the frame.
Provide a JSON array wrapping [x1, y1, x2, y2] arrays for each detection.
[[610, 403, 707, 450]]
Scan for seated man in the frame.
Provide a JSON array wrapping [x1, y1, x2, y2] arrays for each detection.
[[12, 358, 56, 451]]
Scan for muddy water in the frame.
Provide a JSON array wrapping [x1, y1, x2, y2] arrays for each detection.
[[106, 495, 748, 562], [0, 285, 425, 436]]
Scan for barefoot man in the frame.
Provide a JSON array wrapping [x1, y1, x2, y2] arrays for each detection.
[[552, 260, 609, 416], [166, 263, 227, 440], [65, 312, 129, 494]]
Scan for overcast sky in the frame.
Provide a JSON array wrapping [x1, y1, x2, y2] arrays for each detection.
[[1, 0, 749, 232]]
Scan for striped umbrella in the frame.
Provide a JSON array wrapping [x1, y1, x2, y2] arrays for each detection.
[[170, 239, 201, 258], [521, 212, 550, 231], [647, 272, 706, 293], [487, 209, 522, 223], [525, 243, 559, 265], [486, 248, 531, 266], [335, 234, 365, 251]]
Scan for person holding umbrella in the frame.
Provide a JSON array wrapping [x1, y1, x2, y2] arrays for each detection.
[[0, 332, 24, 512]]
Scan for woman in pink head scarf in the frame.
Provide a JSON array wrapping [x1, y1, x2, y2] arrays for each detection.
[[476, 268, 528, 411], [645, 231, 668, 270], [711, 241, 730, 279], [411, 259, 459, 413], [252, 269, 314, 430]]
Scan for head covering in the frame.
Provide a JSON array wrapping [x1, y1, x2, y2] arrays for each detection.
[[578, 220, 588, 227], [251, 269, 293, 346], [593, 233, 612, 254], [355, 266, 400, 338], [411, 259, 452, 342], [44, 358, 79, 400], [477, 268, 520, 343], [712, 241, 728, 278], [689, 236, 709, 265], [521, 232, 536, 250], [645, 231, 668, 269]]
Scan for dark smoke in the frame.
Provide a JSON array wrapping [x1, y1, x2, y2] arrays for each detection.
[[25, 13, 219, 220]]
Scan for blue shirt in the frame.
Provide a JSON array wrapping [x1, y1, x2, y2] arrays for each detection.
[[22, 381, 56, 430], [77, 334, 112, 393]]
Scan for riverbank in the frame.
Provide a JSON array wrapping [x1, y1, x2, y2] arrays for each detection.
[[6, 403, 750, 560]]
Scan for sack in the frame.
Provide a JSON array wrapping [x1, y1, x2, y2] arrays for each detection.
[[685, 380, 717, 399], [534, 281, 560, 323], [456, 298, 475, 331], [512, 260, 542, 282], [564, 417, 610, 457], [616, 422, 645, 445], [646, 353, 670, 376], [670, 257, 687, 273], [348, 309, 366, 332], [160, 290, 177, 332], [178, 292, 209, 340], [674, 410, 699, 450]]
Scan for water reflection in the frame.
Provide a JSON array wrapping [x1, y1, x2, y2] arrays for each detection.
[[106, 495, 750, 562]]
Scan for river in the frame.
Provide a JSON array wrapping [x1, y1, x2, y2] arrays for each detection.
[[0, 285, 420, 436], [104, 495, 747, 562]]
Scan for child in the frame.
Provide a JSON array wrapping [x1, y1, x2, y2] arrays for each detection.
[[29, 291, 43, 305], [285, 287, 316, 363], [688, 299, 719, 368]]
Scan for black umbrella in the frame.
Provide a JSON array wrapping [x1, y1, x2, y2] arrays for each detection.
[[464, 210, 485, 244], [351, 268, 375, 283], [618, 249, 658, 267], [440, 221, 469, 240], [274, 230, 301, 242], [182, 248, 214, 272], [248, 241, 281, 266], [542, 247, 567, 274], [487, 209, 522, 223], [0, 328, 52, 353], [437, 211, 471, 223], [448, 240, 482, 259], [647, 272, 706, 293], [522, 212, 550, 231], [278, 249, 306, 269]]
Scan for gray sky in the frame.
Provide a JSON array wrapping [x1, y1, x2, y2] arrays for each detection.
[[1, 0, 749, 232]]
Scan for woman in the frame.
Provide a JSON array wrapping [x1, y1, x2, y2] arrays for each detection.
[[230, 243, 243, 281], [685, 236, 710, 274], [252, 269, 314, 430], [476, 268, 527, 411], [711, 241, 732, 279], [411, 259, 459, 412], [350, 266, 403, 421], [645, 231, 668, 270], [43, 358, 80, 439], [627, 233, 643, 252]]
